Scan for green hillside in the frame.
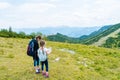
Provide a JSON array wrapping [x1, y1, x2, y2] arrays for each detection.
[[81, 23, 120, 45], [92, 28, 120, 46], [103, 32, 120, 48], [47, 33, 80, 43], [47, 23, 120, 45], [0, 37, 120, 80], [80, 25, 112, 40]]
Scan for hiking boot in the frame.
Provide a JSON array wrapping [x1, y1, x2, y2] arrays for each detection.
[[35, 69, 40, 74], [38, 69, 40, 73], [42, 71, 46, 76], [45, 73, 49, 78], [35, 71, 40, 74]]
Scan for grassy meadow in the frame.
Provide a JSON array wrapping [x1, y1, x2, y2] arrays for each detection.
[[0, 37, 120, 80]]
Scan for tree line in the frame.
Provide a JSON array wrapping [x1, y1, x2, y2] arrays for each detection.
[[0, 27, 43, 39]]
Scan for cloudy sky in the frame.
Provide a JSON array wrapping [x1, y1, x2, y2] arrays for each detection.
[[0, 0, 120, 28]]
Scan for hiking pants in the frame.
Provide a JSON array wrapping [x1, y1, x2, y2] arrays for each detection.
[[41, 59, 48, 72], [34, 59, 40, 66]]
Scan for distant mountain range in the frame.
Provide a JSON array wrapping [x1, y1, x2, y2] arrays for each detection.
[[79, 25, 112, 39], [46, 23, 120, 48], [1, 23, 120, 48], [47, 25, 113, 43], [13, 26, 101, 37]]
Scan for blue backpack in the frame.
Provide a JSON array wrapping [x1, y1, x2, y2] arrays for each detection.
[[27, 40, 34, 57]]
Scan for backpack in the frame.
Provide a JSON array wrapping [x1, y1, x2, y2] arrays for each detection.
[[27, 39, 35, 57], [38, 48, 47, 61]]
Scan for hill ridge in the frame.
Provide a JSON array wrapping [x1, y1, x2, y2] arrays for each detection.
[[81, 23, 120, 45], [92, 28, 120, 46]]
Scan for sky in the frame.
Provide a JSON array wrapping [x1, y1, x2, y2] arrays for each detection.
[[0, 0, 120, 28]]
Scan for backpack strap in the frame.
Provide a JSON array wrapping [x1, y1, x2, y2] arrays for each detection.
[[42, 49, 44, 55]]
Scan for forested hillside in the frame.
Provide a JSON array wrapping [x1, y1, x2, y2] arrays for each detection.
[[81, 23, 120, 45], [1, 23, 120, 49], [80, 25, 112, 40], [103, 32, 120, 48], [0, 27, 43, 39], [0, 27, 29, 38], [47, 33, 80, 43], [47, 23, 120, 45]]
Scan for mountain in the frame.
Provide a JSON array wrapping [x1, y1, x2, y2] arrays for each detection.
[[47, 33, 80, 43], [81, 23, 120, 45], [102, 32, 120, 48], [13, 26, 100, 37], [47, 24, 113, 43], [79, 25, 112, 39]]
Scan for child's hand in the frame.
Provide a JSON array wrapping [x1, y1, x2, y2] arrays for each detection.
[[46, 47, 52, 54]]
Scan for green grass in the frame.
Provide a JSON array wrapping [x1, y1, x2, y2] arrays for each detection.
[[0, 37, 120, 80]]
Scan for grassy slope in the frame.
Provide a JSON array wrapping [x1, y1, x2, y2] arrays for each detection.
[[92, 28, 120, 46], [0, 37, 120, 80], [81, 23, 120, 45]]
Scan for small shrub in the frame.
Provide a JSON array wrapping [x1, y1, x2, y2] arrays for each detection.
[[117, 74, 120, 80], [95, 66, 102, 72], [0, 66, 7, 70], [8, 45, 13, 48], [7, 54, 14, 58], [0, 49, 4, 55], [79, 65, 86, 71], [109, 64, 118, 69]]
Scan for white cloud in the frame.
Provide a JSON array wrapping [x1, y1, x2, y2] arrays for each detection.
[[0, 2, 11, 9], [50, 0, 59, 2], [71, 0, 120, 26], [18, 3, 56, 13], [0, 2, 57, 28], [0, 0, 120, 28]]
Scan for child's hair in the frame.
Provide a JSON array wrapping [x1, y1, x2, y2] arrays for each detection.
[[40, 40, 45, 47], [36, 36, 41, 40]]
